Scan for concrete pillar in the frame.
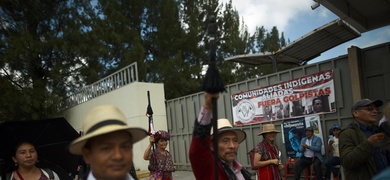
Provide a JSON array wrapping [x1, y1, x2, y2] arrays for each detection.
[[348, 46, 363, 103]]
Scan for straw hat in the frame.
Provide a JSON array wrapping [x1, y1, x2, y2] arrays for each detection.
[[210, 118, 246, 143], [69, 105, 148, 155], [257, 124, 280, 135]]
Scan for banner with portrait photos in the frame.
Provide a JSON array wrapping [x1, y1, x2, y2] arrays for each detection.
[[231, 69, 335, 126], [281, 115, 325, 158]]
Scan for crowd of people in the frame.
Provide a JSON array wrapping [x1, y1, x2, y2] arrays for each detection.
[[1, 95, 389, 180]]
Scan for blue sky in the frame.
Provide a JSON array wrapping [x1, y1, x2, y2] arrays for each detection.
[[221, 0, 390, 64]]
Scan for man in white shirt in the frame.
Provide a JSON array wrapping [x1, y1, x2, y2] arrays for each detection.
[[324, 125, 341, 180], [294, 127, 324, 180]]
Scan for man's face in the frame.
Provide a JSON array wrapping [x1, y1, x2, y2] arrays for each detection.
[[305, 130, 314, 139], [212, 131, 239, 165], [265, 106, 270, 113], [313, 99, 323, 113], [352, 104, 378, 126], [82, 130, 133, 180]]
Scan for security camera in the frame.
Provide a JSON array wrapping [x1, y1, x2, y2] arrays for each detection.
[[311, 2, 320, 10]]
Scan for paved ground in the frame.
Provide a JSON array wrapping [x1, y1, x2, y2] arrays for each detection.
[[138, 171, 262, 180], [138, 171, 195, 180], [137, 169, 328, 180]]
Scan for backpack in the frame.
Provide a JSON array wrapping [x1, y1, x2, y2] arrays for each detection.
[[248, 148, 257, 170], [6, 168, 54, 180]]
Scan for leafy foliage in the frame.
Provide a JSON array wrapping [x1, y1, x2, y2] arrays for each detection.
[[0, 0, 297, 122]]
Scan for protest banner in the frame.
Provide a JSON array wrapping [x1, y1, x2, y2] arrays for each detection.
[[232, 69, 335, 126]]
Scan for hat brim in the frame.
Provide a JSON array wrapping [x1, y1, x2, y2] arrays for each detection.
[[331, 127, 341, 131], [257, 130, 281, 136], [218, 129, 246, 144], [69, 125, 147, 155], [358, 99, 383, 108], [370, 100, 383, 107]]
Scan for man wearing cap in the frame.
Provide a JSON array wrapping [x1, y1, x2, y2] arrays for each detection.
[[294, 126, 323, 180], [189, 92, 251, 180], [69, 105, 148, 180], [324, 125, 341, 180], [339, 99, 390, 179]]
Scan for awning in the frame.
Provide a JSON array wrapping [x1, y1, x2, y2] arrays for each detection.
[[321, 0, 390, 33], [225, 19, 361, 66]]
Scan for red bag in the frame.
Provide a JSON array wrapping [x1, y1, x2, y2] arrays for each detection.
[[248, 148, 257, 170]]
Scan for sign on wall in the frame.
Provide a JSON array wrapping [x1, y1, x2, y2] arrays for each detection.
[[231, 69, 336, 126], [281, 115, 325, 158]]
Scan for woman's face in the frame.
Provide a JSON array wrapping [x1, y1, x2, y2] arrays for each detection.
[[12, 143, 38, 168], [264, 132, 277, 142], [156, 138, 168, 149]]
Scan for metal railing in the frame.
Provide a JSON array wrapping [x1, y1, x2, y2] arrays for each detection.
[[62, 62, 138, 109]]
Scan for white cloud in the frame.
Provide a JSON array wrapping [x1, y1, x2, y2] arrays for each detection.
[[221, 0, 312, 33]]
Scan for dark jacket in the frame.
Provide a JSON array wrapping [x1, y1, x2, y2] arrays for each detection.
[[339, 120, 390, 180]]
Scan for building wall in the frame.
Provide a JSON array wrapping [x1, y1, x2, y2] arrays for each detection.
[[62, 82, 166, 171], [166, 41, 390, 172]]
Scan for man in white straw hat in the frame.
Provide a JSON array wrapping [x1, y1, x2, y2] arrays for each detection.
[[253, 123, 283, 180], [189, 92, 251, 180], [69, 105, 148, 180]]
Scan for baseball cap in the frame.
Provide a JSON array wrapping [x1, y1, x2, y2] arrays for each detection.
[[305, 127, 314, 132], [331, 125, 341, 131], [351, 99, 383, 111]]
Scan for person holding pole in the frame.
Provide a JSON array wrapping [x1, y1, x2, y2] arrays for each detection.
[[189, 92, 251, 180], [143, 130, 174, 180]]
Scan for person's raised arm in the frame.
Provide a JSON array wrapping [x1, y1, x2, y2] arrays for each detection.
[[143, 135, 154, 160], [197, 92, 219, 125]]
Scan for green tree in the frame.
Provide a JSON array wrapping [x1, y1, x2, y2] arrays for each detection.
[[0, 0, 298, 119], [0, 0, 96, 121], [91, 0, 146, 81]]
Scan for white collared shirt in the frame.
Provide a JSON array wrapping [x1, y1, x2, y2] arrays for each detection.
[[304, 138, 314, 158], [86, 171, 135, 180]]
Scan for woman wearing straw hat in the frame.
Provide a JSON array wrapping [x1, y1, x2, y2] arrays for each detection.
[[143, 130, 174, 180], [253, 124, 283, 180]]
